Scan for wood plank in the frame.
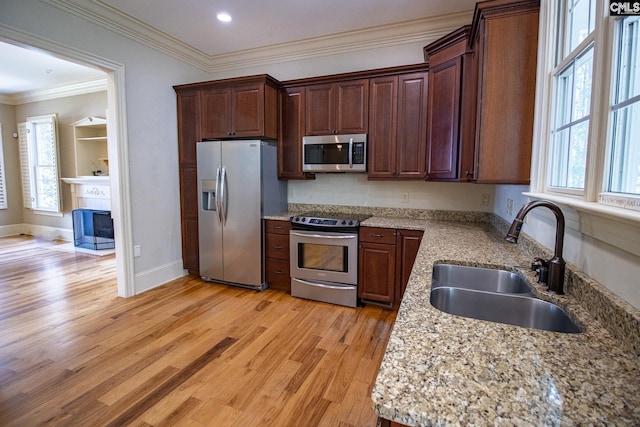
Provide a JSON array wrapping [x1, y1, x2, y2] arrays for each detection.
[[0, 236, 396, 426]]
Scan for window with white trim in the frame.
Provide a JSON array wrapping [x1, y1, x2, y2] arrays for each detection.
[[18, 114, 62, 213], [541, 1, 640, 213], [0, 123, 7, 209], [607, 15, 640, 196]]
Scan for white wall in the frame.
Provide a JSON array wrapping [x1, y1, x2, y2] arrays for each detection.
[[0, 0, 209, 293], [289, 174, 496, 212], [493, 185, 640, 310], [0, 103, 21, 228]]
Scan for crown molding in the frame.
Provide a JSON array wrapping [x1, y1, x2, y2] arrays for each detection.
[[6, 78, 108, 105], [42, 0, 473, 74], [205, 11, 473, 74], [41, 0, 212, 70]]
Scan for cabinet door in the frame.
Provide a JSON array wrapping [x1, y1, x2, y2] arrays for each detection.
[[231, 83, 264, 137], [359, 242, 396, 304], [336, 79, 369, 134], [201, 86, 231, 139], [368, 76, 398, 179], [395, 229, 423, 305], [474, 5, 538, 184], [279, 87, 309, 179], [396, 73, 428, 179], [176, 89, 200, 273], [305, 80, 369, 135], [427, 58, 461, 180], [305, 84, 334, 135]]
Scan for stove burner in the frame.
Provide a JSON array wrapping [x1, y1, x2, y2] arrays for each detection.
[[289, 211, 371, 230]]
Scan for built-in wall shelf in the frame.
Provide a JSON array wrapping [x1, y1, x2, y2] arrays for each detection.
[[72, 116, 108, 177]]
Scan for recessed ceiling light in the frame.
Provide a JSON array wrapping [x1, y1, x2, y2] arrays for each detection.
[[217, 12, 232, 22]]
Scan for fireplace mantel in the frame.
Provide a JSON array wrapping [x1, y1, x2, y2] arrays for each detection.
[[61, 177, 111, 211]]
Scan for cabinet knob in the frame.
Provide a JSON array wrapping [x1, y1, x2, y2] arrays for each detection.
[[465, 169, 473, 177]]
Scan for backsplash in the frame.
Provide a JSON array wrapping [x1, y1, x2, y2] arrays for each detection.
[[287, 174, 496, 212]]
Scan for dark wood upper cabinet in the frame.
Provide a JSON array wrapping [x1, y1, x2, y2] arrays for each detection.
[[469, 0, 539, 184], [279, 86, 313, 179], [368, 76, 398, 179], [305, 79, 369, 135], [424, 27, 470, 181], [197, 75, 279, 140], [368, 70, 428, 180]]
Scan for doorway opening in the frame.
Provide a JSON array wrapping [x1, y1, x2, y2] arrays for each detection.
[[0, 35, 134, 297]]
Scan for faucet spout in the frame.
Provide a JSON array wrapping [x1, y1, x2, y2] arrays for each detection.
[[505, 200, 566, 294]]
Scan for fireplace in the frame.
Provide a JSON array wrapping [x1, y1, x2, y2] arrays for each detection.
[[72, 209, 115, 250]]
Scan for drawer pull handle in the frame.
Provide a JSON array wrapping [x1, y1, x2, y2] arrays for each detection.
[[273, 270, 284, 275], [370, 233, 384, 238], [273, 226, 284, 229], [273, 245, 284, 249]]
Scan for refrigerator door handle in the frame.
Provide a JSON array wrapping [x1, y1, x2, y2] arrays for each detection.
[[215, 166, 223, 224], [220, 166, 228, 225]]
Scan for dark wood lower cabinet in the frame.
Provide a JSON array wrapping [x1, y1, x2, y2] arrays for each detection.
[[395, 229, 423, 307], [264, 219, 292, 292], [359, 227, 423, 307], [359, 241, 397, 304], [378, 417, 409, 427]]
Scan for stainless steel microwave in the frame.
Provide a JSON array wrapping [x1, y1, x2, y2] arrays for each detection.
[[302, 134, 367, 173]]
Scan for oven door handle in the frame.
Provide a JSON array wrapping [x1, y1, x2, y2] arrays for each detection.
[[294, 278, 356, 290], [290, 231, 356, 240]]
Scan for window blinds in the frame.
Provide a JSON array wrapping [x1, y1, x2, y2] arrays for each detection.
[[18, 121, 34, 209]]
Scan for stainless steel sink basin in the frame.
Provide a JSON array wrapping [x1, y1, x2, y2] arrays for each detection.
[[432, 264, 532, 294], [430, 287, 582, 333]]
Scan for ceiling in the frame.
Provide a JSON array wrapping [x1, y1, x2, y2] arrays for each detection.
[[0, 0, 476, 95]]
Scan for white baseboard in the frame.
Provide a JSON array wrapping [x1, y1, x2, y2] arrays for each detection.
[[0, 223, 73, 241], [134, 259, 188, 294]]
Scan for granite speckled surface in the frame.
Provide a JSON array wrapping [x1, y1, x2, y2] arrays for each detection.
[[264, 205, 640, 425], [371, 220, 640, 426]]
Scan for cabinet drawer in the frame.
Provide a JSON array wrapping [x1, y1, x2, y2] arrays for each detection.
[[359, 227, 397, 244], [265, 258, 290, 292], [265, 233, 289, 260], [265, 219, 292, 234]]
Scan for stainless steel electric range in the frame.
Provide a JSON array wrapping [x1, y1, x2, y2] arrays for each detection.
[[289, 211, 371, 307]]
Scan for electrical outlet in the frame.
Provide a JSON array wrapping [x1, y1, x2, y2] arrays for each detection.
[[507, 199, 514, 216], [481, 193, 490, 206], [134, 245, 141, 257], [401, 192, 409, 203]]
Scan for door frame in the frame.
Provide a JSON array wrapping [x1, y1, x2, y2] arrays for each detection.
[[1, 24, 135, 297]]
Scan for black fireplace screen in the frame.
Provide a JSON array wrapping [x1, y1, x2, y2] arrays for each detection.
[[72, 209, 115, 250]]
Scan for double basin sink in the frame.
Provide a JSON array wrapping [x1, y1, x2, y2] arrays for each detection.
[[429, 264, 582, 333]]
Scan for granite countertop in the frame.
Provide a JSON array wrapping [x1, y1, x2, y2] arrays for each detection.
[[264, 208, 640, 424], [369, 219, 640, 426]]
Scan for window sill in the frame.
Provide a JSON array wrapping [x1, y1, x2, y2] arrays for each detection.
[[524, 192, 640, 256]]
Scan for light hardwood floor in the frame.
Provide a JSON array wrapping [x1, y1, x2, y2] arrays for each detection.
[[0, 236, 396, 426]]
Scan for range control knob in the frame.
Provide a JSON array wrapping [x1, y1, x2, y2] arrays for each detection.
[[341, 220, 347, 225], [302, 218, 306, 222], [349, 221, 354, 225]]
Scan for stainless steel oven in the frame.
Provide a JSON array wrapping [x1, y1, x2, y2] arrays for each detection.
[[289, 212, 370, 307]]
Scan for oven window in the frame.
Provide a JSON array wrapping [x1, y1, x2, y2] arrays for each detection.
[[304, 144, 349, 164], [298, 243, 348, 272]]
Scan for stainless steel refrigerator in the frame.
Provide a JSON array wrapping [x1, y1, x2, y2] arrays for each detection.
[[197, 140, 287, 290]]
